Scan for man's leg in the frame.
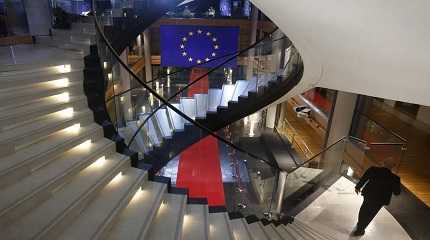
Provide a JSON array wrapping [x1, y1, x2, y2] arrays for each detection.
[[356, 198, 383, 234]]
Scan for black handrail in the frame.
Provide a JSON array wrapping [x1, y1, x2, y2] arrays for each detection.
[[105, 35, 287, 103], [127, 31, 284, 148], [91, 2, 289, 169]]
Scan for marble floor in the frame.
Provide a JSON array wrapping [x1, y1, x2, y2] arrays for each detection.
[[297, 177, 412, 240]]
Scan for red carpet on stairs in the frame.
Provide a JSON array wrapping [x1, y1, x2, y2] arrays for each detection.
[[176, 68, 226, 206]]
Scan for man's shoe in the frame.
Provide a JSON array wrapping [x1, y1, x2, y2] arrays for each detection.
[[352, 229, 365, 236]]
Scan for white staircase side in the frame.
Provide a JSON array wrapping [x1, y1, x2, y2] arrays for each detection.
[[229, 218, 252, 240], [231, 80, 250, 102], [195, 93, 209, 118], [0, 123, 103, 189], [208, 89, 222, 112], [58, 168, 147, 240], [180, 97, 197, 122], [145, 193, 187, 240], [106, 181, 167, 240], [181, 204, 209, 240], [219, 84, 235, 107], [208, 212, 234, 240], [0, 138, 115, 223], [241, 79, 257, 97], [122, 121, 150, 153], [0, 153, 130, 240], [155, 109, 173, 138], [140, 114, 162, 147], [167, 104, 185, 131]]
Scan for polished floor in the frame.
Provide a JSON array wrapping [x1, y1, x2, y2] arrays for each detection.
[[364, 101, 430, 206], [297, 177, 411, 240]]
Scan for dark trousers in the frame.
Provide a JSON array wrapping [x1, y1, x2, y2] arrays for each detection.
[[357, 197, 383, 231]]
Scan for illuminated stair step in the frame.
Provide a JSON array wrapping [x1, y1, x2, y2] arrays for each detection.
[[247, 222, 270, 240], [274, 225, 295, 240], [107, 181, 167, 240], [58, 168, 147, 240], [181, 204, 209, 240], [229, 218, 252, 240], [0, 153, 129, 240], [262, 224, 283, 240], [0, 123, 103, 189], [145, 193, 187, 240], [208, 212, 234, 240], [0, 139, 115, 222]]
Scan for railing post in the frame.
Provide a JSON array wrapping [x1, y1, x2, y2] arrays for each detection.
[[274, 171, 288, 215]]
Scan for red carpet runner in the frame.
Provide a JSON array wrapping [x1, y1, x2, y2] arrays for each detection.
[[176, 68, 226, 206]]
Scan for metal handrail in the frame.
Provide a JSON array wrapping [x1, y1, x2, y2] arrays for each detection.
[[91, 2, 299, 169]]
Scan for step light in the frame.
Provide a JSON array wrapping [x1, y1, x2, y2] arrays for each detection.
[[50, 78, 69, 88], [209, 224, 214, 234], [141, 106, 146, 112], [58, 107, 74, 118], [103, 62, 108, 69], [56, 64, 72, 73], [158, 201, 167, 212], [183, 214, 191, 227], [130, 187, 145, 204], [65, 123, 81, 134], [93, 156, 106, 168], [108, 73, 113, 81], [110, 171, 123, 184], [55, 92, 70, 102], [76, 139, 92, 151]]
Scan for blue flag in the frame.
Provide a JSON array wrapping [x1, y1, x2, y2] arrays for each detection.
[[160, 25, 240, 68]]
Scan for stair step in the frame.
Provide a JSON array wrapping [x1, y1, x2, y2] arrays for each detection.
[[0, 69, 83, 89], [167, 104, 185, 131], [208, 89, 222, 112], [0, 153, 130, 240], [0, 109, 94, 154], [0, 138, 115, 222], [145, 193, 187, 240], [231, 80, 250, 102], [58, 167, 146, 240], [0, 60, 84, 78], [208, 212, 233, 240], [0, 77, 82, 104], [195, 93, 208, 118], [107, 181, 167, 240], [288, 223, 320, 240], [182, 204, 209, 240], [219, 84, 235, 107], [229, 218, 251, 240], [0, 123, 103, 189], [274, 225, 295, 240], [0, 95, 88, 128], [180, 97, 197, 122], [283, 224, 305, 239], [247, 222, 270, 240], [155, 109, 173, 138], [293, 220, 335, 240], [262, 224, 283, 240]]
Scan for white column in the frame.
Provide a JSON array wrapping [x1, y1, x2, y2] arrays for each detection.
[[23, 0, 51, 36], [266, 105, 277, 128], [417, 105, 430, 125], [143, 29, 152, 82]]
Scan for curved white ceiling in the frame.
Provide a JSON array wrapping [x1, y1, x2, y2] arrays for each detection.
[[252, 0, 430, 106]]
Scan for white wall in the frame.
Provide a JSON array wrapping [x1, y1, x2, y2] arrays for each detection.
[[252, 0, 430, 106]]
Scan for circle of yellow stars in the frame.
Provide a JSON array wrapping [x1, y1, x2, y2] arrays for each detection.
[[179, 29, 220, 64]]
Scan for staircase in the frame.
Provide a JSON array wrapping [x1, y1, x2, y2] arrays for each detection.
[[0, 20, 332, 240]]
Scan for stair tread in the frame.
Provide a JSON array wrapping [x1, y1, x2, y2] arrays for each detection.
[[293, 220, 335, 240], [145, 193, 187, 240], [0, 95, 87, 124], [0, 77, 81, 97], [247, 222, 269, 240], [0, 69, 83, 86], [182, 204, 209, 240], [0, 123, 102, 176], [0, 109, 93, 144], [107, 181, 167, 240], [284, 224, 304, 239], [59, 167, 146, 240], [275, 225, 295, 240], [208, 212, 233, 240], [1, 153, 129, 240], [0, 138, 114, 218], [229, 218, 251, 240], [262, 224, 282, 240]]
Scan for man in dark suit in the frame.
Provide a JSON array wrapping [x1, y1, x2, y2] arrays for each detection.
[[353, 161, 401, 236]]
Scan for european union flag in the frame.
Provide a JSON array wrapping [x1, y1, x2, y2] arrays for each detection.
[[160, 25, 240, 68]]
